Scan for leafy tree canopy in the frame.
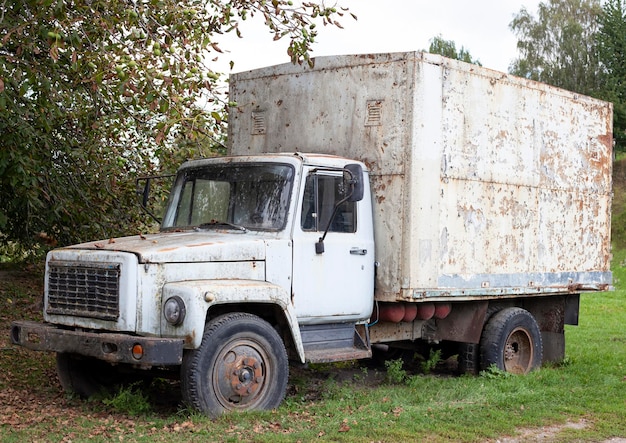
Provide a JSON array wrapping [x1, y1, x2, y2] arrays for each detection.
[[0, 0, 351, 253], [427, 35, 482, 66], [597, 0, 626, 148], [509, 0, 603, 96], [509, 0, 626, 151]]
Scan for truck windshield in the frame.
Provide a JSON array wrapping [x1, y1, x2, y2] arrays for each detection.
[[161, 163, 294, 231]]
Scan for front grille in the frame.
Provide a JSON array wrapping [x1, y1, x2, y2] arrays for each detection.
[[47, 261, 121, 321]]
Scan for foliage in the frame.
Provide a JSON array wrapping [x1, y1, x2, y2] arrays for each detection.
[[509, 0, 603, 96], [479, 364, 513, 379], [597, 0, 626, 149], [0, 0, 351, 252], [103, 383, 153, 416], [420, 348, 442, 374], [0, 241, 44, 263], [610, 158, 626, 279], [427, 35, 482, 66], [384, 358, 407, 384]]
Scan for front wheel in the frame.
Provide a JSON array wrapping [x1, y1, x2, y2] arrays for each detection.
[[56, 353, 121, 398], [181, 313, 289, 418], [480, 307, 543, 374]]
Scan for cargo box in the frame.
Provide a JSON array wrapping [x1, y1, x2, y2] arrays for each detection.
[[229, 51, 613, 301]]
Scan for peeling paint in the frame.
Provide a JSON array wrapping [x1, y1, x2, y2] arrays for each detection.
[[229, 51, 612, 302]]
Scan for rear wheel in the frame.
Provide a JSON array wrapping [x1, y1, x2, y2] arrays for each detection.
[[480, 307, 543, 374], [181, 313, 288, 418]]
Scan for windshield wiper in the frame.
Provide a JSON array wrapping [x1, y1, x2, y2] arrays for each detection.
[[197, 221, 248, 232]]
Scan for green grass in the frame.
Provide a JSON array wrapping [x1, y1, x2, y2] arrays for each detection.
[[2, 267, 626, 442]]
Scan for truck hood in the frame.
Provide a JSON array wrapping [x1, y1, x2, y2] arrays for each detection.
[[67, 231, 266, 264]]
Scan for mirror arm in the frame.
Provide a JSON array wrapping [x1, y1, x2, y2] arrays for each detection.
[[315, 181, 355, 254], [136, 175, 174, 225], [142, 178, 151, 207]]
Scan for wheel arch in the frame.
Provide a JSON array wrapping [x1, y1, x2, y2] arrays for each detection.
[[161, 280, 305, 362], [456, 295, 575, 374], [206, 301, 303, 362]]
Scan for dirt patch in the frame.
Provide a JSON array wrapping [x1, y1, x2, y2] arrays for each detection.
[[493, 420, 588, 442], [493, 420, 626, 443]]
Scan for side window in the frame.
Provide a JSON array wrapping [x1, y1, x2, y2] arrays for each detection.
[[300, 174, 356, 233]]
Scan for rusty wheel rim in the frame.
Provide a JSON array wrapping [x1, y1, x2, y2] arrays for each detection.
[[212, 338, 269, 411], [503, 327, 534, 374]]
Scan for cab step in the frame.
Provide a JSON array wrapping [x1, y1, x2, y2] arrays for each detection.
[[300, 323, 371, 363]]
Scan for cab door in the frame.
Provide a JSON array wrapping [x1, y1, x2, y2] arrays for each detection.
[[291, 168, 375, 324]]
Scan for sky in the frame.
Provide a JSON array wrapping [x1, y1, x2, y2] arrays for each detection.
[[216, 0, 543, 75]]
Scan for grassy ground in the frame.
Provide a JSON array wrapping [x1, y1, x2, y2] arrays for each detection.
[[1, 259, 626, 442]]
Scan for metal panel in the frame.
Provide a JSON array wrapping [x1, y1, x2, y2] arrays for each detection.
[[368, 320, 425, 343], [419, 56, 612, 294], [370, 173, 404, 296], [229, 52, 411, 177], [438, 180, 538, 276]]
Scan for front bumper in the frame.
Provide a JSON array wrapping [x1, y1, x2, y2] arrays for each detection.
[[10, 321, 184, 366]]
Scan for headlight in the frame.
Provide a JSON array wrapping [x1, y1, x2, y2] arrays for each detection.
[[164, 296, 186, 326]]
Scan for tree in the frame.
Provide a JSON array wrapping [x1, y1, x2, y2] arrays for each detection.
[[597, 0, 626, 149], [0, 0, 351, 253], [427, 35, 482, 66], [509, 0, 603, 96]]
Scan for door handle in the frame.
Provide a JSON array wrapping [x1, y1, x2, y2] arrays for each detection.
[[350, 248, 367, 256]]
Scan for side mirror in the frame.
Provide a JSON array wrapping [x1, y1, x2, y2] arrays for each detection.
[[140, 177, 151, 208], [344, 163, 364, 202], [136, 174, 175, 224], [136, 177, 160, 224]]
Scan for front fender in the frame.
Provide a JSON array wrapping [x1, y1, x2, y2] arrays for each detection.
[[161, 280, 305, 362]]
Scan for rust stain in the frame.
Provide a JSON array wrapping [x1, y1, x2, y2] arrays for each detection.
[[158, 247, 179, 253], [598, 132, 613, 149], [185, 330, 196, 345]]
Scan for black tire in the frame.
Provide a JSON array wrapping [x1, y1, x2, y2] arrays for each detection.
[[479, 307, 543, 374], [56, 353, 121, 398], [457, 306, 502, 375], [457, 342, 480, 375], [181, 313, 288, 418]]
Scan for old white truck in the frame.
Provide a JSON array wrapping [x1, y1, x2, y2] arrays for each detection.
[[11, 52, 613, 417]]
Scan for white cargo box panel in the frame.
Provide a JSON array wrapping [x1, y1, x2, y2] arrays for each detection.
[[228, 51, 613, 302]]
